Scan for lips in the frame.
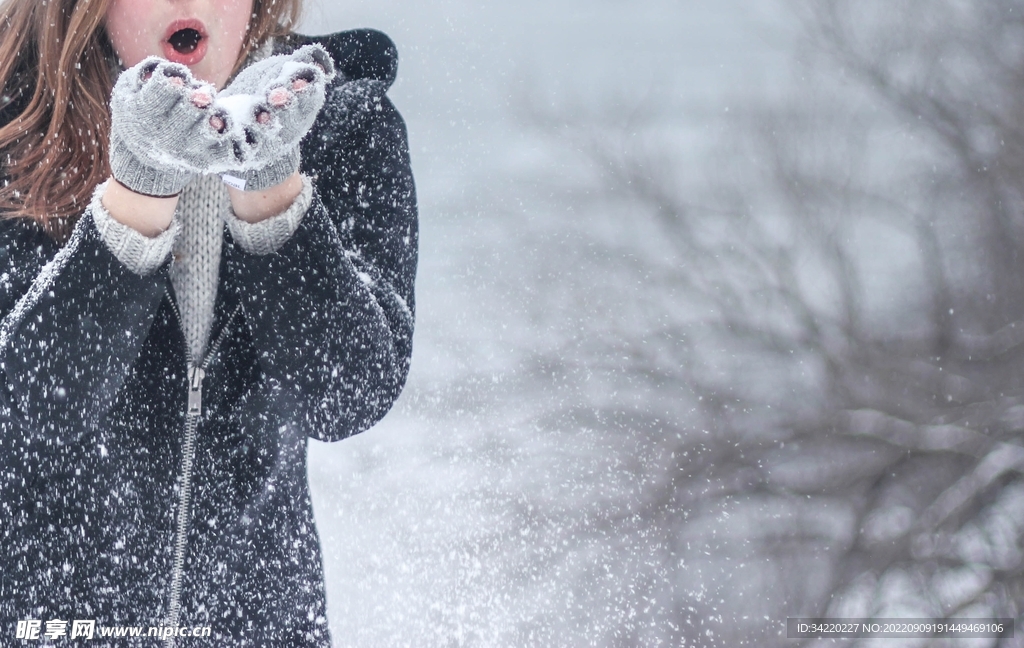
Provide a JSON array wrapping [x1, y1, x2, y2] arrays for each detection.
[[162, 19, 208, 66]]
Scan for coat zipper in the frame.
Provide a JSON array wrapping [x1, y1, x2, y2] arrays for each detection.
[[163, 290, 241, 645]]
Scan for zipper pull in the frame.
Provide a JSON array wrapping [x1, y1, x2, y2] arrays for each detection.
[[188, 366, 205, 416]]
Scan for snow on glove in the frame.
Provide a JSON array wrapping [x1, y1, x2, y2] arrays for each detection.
[[109, 58, 219, 197], [207, 44, 336, 191]]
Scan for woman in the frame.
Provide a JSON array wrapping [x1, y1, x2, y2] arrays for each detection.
[[0, 0, 417, 644]]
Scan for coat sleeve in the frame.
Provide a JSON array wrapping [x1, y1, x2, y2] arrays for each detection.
[[224, 76, 418, 442], [0, 213, 170, 438]]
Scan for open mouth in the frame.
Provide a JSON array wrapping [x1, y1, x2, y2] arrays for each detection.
[[162, 20, 207, 65], [168, 28, 202, 54]]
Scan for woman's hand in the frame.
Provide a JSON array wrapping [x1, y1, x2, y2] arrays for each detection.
[[108, 57, 219, 197], [208, 44, 336, 192], [103, 57, 221, 236]]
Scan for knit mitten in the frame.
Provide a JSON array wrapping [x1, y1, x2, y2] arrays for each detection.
[[208, 44, 336, 191], [109, 58, 219, 197]]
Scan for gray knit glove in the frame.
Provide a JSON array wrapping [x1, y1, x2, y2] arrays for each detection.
[[109, 58, 219, 197], [207, 44, 336, 191]]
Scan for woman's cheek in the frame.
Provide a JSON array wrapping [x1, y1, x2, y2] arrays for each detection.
[[105, 0, 159, 68]]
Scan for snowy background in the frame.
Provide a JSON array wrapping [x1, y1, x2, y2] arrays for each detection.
[[300, 1, 1024, 646]]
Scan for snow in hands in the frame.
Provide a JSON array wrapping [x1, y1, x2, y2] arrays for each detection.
[[109, 44, 336, 196]]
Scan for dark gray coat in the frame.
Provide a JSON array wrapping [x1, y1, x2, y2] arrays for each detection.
[[0, 29, 416, 646]]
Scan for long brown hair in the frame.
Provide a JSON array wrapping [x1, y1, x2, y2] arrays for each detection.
[[0, 0, 302, 241]]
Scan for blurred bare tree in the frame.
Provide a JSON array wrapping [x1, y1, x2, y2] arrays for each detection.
[[513, 0, 1024, 645]]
